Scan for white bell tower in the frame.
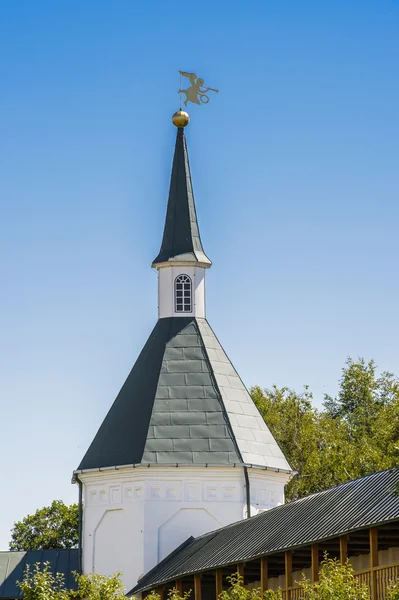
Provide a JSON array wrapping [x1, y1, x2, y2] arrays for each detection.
[[73, 111, 292, 593]]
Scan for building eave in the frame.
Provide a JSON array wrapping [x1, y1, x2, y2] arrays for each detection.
[[152, 257, 212, 269], [72, 462, 293, 483]]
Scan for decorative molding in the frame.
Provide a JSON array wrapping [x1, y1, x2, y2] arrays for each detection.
[[205, 485, 218, 501], [222, 486, 235, 500], [88, 489, 97, 504], [166, 487, 178, 500], [185, 483, 200, 501], [110, 486, 121, 504], [123, 485, 133, 501], [150, 486, 161, 500], [134, 486, 143, 500]]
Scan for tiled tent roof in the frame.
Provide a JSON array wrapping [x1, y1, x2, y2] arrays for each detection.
[[77, 318, 290, 471], [0, 550, 78, 599], [130, 468, 399, 595], [152, 127, 211, 266]]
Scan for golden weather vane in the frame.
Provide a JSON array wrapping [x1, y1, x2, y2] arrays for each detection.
[[178, 70, 219, 108], [172, 71, 219, 128]]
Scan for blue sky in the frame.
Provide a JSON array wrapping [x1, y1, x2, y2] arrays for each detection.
[[0, 0, 398, 549]]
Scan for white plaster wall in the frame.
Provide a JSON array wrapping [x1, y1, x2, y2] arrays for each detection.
[[93, 509, 134, 579], [79, 465, 286, 593], [158, 508, 222, 561], [158, 266, 206, 319], [248, 469, 288, 516]]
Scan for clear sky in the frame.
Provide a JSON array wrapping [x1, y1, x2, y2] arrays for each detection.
[[0, 0, 398, 550]]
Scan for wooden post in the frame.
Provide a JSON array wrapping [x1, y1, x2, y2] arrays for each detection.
[[156, 587, 164, 600], [370, 527, 378, 600], [194, 574, 201, 600], [237, 563, 245, 582], [216, 569, 223, 598], [175, 579, 182, 594], [311, 544, 319, 583], [285, 551, 292, 599], [260, 557, 269, 592], [339, 535, 348, 563]]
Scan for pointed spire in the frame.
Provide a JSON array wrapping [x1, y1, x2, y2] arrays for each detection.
[[152, 126, 211, 267]]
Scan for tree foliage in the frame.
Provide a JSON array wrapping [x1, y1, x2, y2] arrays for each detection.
[[219, 573, 282, 600], [71, 572, 126, 600], [17, 562, 69, 600], [17, 563, 125, 600], [252, 357, 399, 501], [387, 581, 399, 599], [298, 557, 369, 599], [10, 500, 78, 551], [146, 589, 192, 600]]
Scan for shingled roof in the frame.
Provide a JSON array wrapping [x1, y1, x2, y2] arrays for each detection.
[[77, 317, 290, 471], [152, 127, 211, 267], [130, 468, 399, 595]]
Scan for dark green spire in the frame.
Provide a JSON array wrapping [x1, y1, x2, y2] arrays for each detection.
[[152, 127, 211, 267]]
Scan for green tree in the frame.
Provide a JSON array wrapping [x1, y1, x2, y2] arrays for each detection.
[[324, 357, 399, 475], [252, 384, 353, 500], [324, 357, 399, 430], [252, 357, 399, 501], [10, 500, 78, 551], [299, 557, 369, 599]]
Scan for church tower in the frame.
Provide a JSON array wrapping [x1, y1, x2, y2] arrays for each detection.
[[73, 111, 292, 592]]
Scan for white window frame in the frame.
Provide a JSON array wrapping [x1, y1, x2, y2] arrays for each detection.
[[174, 274, 192, 313]]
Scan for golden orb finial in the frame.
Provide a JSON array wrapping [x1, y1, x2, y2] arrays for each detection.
[[172, 110, 190, 128]]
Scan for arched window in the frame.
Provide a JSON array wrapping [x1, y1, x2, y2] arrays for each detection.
[[175, 274, 192, 313]]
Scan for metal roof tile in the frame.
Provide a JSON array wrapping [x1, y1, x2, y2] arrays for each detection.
[[171, 412, 207, 425], [77, 317, 288, 471]]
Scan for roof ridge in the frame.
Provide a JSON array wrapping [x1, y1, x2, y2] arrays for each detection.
[[194, 318, 244, 464], [203, 319, 293, 471]]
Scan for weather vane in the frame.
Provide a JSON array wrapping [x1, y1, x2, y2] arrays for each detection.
[[178, 71, 219, 108]]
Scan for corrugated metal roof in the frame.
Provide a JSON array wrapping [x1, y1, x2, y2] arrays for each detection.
[[131, 468, 399, 594], [77, 317, 290, 472], [0, 550, 78, 598]]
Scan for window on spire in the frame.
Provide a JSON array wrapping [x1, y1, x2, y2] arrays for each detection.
[[175, 275, 192, 313]]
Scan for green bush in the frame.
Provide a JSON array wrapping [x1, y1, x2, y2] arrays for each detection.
[[298, 557, 369, 600]]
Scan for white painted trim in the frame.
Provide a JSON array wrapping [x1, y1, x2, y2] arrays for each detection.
[[73, 463, 293, 480], [153, 261, 211, 269]]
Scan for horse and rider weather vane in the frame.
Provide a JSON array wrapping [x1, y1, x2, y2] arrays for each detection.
[[172, 71, 219, 128]]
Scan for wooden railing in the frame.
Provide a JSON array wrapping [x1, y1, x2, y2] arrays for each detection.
[[354, 567, 371, 593], [376, 563, 399, 597], [289, 587, 307, 600], [280, 563, 399, 599]]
